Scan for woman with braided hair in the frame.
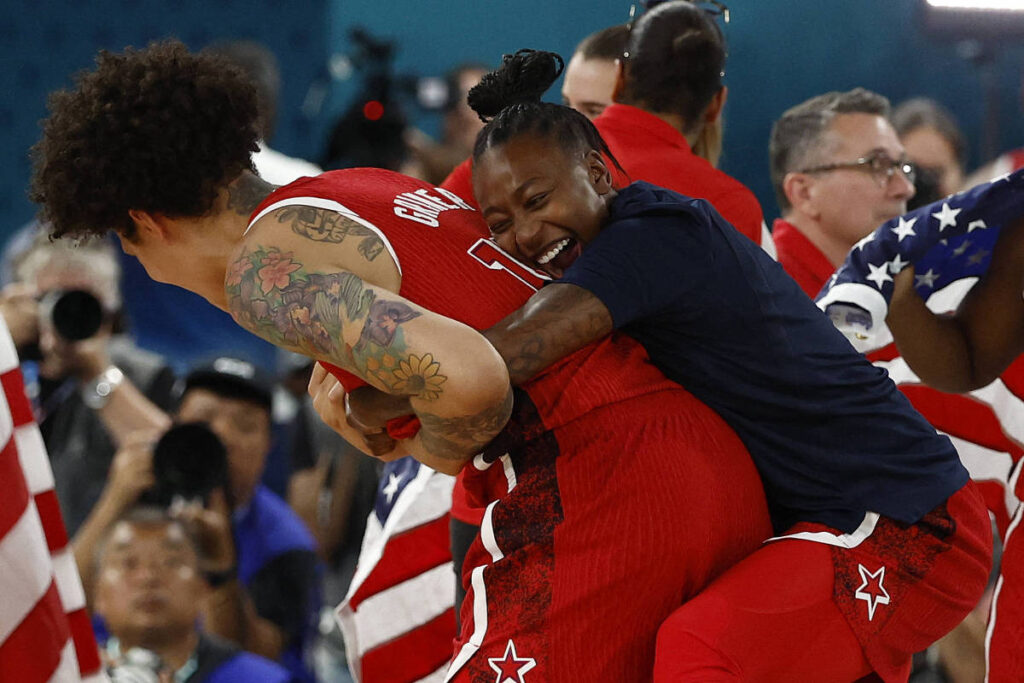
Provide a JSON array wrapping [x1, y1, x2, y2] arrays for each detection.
[[455, 48, 991, 682]]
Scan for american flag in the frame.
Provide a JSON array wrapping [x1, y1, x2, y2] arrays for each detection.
[[335, 456, 456, 683], [816, 169, 1024, 677], [0, 320, 103, 681]]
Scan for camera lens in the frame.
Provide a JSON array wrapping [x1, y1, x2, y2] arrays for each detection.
[[147, 422, 229, 507], [48, 289, 104, 341]]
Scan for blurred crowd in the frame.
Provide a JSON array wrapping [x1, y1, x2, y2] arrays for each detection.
[[5, 3, 1024, 682]]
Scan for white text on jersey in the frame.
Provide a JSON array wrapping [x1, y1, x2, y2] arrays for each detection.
[[393, 187, 474, 227]]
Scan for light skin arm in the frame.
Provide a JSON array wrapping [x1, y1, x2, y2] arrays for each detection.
[[228, 208, 512, 475], [330, 282, 614, 450], [887, 217, 1024, 392]]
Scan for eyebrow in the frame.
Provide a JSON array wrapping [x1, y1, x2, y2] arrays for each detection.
[[480, 177, 543, 218]]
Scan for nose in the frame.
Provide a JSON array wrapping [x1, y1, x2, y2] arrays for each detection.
[[513, 217, 545, 258], [889, 167, 916, 200]]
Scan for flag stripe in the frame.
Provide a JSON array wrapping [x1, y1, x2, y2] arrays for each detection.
[[351, 561, 455, 655], [0, 582, 69, 683], [2, 367, 35, 427], [16, 424, 55, 494], [0, 500, 55, 643], [361, 608, 456, 683], [349, 514, 452, 609], [36, 491, 70, 554], [66, 608, 102, 677], [47, 640, 81, 683], [52, 550, 86, 614], [0, 438, 29, 539]]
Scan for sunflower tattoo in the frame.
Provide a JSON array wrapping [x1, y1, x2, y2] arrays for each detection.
[[392, 353, 448, 400]]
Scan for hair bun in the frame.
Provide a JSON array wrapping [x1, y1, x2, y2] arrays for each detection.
[[467, 49, 564, 122]]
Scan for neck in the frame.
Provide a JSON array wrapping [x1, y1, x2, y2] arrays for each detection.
[[118, 628, 199, 672], [196, 172, 277, 310], [782, 213, 852, 267]]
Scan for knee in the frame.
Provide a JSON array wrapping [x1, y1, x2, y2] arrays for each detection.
[[654, 610, 740, 682]]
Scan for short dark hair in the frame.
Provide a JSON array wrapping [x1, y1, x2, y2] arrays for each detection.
[[891, 97, 966, 166], [575, 24, 630, 62], [204, 40, 281, 140], [769, 88, 891, 213], [618, 1, 725, 132], [30, 40, 260, 241], [469, 50, 623, 176], [182, 357, 274, 414]]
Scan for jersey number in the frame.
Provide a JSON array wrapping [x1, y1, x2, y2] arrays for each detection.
[[467, 238, 549, 292]]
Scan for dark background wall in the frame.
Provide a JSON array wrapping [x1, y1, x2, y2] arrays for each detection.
[[5, 0, 1024, 241]]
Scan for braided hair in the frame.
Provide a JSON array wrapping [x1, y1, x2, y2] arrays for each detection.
[[469, 49, 623, 175]]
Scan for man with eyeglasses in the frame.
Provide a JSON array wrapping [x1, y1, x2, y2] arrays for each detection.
[[769, 88, 916, 298]]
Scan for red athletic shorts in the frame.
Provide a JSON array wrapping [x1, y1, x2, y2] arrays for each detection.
[[654, 481, 993, 682], [445, 388, 771, 682], [986, 461, 1024, 683]]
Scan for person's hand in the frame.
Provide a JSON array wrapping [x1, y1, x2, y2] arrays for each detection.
[[102, 432, 158, 512], [308, 363, 405, 460], [0, 283, 39, 348], [171, 488, 236, 574], [891, 264, 917, 302]]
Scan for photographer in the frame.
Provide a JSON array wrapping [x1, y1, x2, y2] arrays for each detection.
[[73, 358, 320, 683], [93, 506, 295, 682], [2, 229, 174, 535]]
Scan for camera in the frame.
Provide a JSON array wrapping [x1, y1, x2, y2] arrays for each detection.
[[140, 422, 229, 508], [41, 288, 105, 341]]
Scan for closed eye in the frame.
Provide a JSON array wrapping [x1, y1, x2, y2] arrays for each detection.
[[489, 219, 512, 235], [525, 193, 548, 209]]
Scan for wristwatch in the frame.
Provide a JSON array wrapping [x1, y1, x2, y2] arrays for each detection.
[[81, 365, 124, 410]]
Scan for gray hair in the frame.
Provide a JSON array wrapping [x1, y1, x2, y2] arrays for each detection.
[[769, 88, 891, 213], [14, 229, 121, 311]]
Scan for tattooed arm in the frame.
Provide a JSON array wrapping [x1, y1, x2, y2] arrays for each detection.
[[226, 208, 512, 474], [484, 283, 614, 385]]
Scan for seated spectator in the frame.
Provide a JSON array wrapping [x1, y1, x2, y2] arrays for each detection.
[[73, 357, 321, 682], [7, 229, 174, 535], [94, 506, 295, 682], [769, 88, 916, 297], [892, 97, 966, 206]]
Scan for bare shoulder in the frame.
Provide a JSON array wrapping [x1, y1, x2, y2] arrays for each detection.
[[241, 204, 401, 292]]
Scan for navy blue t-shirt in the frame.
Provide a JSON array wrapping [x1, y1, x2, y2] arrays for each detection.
[[561, 182, 967, 534]]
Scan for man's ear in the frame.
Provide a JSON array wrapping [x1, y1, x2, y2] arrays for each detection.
[[612, 59, 627, 103], [127, 209, 171, 242], [783, 172, 819, 220], [704, 86, 727, 123], [586, 150, 614, 194]]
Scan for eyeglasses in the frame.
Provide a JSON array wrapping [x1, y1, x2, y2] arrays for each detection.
[[798, 152, 917, 186]]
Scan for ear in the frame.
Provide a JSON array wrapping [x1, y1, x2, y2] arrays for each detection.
[[585, 150, 614, 194], [127, 209, 172, 243], [704, 86, 727, 123], [782, 172, 819, 220], [612, 59, 627, 103]]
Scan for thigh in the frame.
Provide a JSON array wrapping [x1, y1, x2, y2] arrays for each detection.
[[654, 538, 874, 683]]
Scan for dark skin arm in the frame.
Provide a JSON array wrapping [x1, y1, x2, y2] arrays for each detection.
[[334, 283, 613, 450], [887, 217, 1024, 392]]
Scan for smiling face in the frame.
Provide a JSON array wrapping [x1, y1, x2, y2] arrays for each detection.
[[472, 133, 615, 278]]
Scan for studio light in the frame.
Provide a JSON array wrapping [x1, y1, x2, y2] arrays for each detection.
[[921, 0, 1024, 37]]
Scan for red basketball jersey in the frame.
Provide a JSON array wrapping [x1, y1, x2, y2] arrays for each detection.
[[248, 168, 681, 430]]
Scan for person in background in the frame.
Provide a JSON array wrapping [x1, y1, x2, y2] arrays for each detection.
[[769, 88, 916, 298], [407, 63, 490, 184], [207, 40, 322, 185], [3, 230, 174, 536], [94, 507, 295, 682], [73, 358, 322, 682], [442, 2, 774, 253], [561, 24, 628, 121], [892, 97, 966, 206]]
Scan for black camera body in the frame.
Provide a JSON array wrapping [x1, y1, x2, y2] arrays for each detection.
[[140, 422, 229, 508]]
